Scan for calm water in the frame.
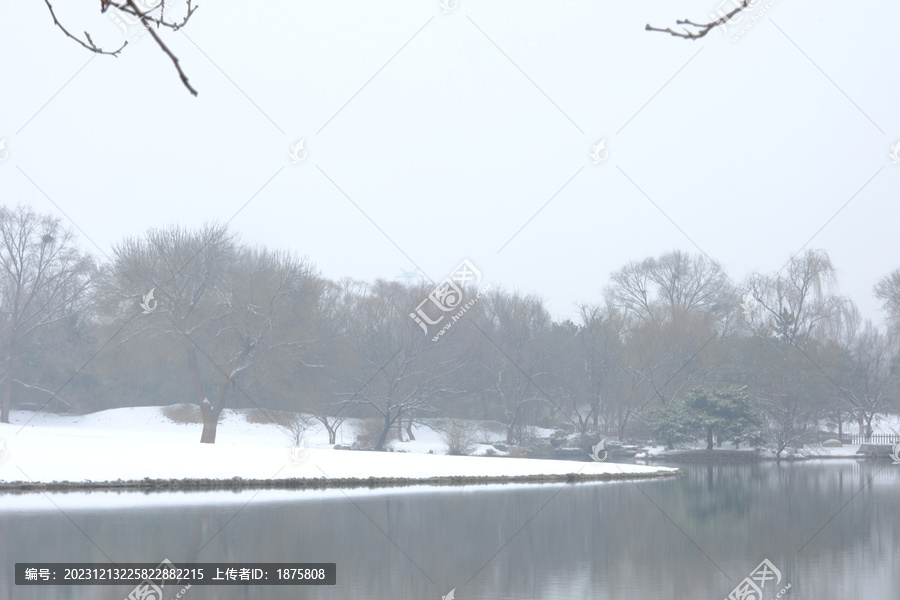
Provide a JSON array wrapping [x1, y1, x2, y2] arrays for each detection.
[[1, 460, 898, 600]]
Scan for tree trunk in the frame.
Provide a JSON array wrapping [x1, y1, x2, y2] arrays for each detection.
[[706, 426, 714, 450], [405, 419, 415, 441], [1, 341, 17, 424], [187, 346, 210, 443], [201, 373, 232, 444], [864, 414, 874, 441], [187, 345, 228, 444], [0, 368, 11, 424], [199, 401, 222, 444], [374, 412, 392, 451], [325, 423, 336, 445]]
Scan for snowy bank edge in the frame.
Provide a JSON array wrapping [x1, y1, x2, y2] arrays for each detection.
[[0, 470, 682, 495]]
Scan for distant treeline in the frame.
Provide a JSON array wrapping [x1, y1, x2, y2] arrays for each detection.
[[1, 205, 898, 450]]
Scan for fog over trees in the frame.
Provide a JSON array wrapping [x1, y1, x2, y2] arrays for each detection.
[[1, 208, 898, 449]]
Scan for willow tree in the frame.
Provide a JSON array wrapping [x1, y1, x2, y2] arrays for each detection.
[[106, 223, 320, 443]]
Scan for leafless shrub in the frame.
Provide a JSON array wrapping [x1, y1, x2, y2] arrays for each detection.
[[162, 403, 202, 424], [442, 421, 475, 456], [506, 446, 528, 459], [282, 412, 315, 447], [245, 408, 294, 428], [354, 418, 394, 449], [474, 420, 505, 444], [516, 424, 540, 446]]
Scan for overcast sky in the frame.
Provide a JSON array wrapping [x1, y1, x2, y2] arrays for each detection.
[[1, 0, 898, 324]]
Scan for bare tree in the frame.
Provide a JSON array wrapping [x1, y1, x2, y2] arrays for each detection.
[[757, 368, 819, 459], [106, 224, 318, 443], [606, 250, 733, 328], [546, 320, 587, 434], [650, 251, 733, 323], [548, 304, 622, 435], [815, 301, 863, 441], [739, 327, 831, 459], [253, 277, 354, 446], [875, 268, 900, 335], [606, 257, 656, 325], [202, 247, 322, 441], [0, 206, 96, 423], [341, 280, 463, 451], [745, 250, 840, 346], [283, 411, 315, 447], [477, 290, 555, 444], [842, 321, 896, 441], [603, 252, 729, 439], [293, 279, 359, 446], [106, 223, 237, 442]]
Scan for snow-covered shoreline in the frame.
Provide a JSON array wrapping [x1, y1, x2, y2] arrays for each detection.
[[0, 407, 680, 495]]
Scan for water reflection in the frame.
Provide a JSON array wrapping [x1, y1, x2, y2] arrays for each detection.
[[0, 461, 897, 599]]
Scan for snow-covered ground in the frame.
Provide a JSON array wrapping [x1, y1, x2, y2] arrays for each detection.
[[4, 405, 894, 493], [0, 406, 677, 488]]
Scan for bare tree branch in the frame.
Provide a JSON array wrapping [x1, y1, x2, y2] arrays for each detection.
[[646, 1, 751, 40], [125, 0, 198, 95], [43, 0, 127, 55], [45, 0, 198, 96], [102, 0, 197, 31]]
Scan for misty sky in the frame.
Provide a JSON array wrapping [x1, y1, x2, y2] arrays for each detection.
[[1, 0, 898, 324]]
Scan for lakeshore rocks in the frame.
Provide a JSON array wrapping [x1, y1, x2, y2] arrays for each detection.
[[521, 438, 640, 462], [552, 448, 585, 461], [856, 444, 896, 456], [657, 449, 762, 462]]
